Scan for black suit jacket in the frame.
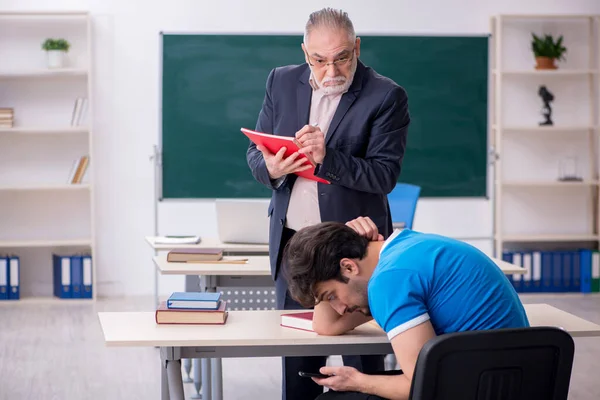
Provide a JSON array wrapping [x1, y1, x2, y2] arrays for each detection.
[[247, 60, 410, 279]]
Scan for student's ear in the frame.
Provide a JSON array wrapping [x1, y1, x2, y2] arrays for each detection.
[[340, 258, 359, 278]]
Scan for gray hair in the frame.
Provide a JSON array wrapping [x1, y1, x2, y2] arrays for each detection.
[[304, 8, 356, 44]]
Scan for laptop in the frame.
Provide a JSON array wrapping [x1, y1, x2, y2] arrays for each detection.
[[215, 199, 270, 244]]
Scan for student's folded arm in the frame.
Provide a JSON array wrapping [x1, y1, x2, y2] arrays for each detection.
[[246, 68, 286, 191], [312, 302, 372, 336], [314, 86, 410, 195]]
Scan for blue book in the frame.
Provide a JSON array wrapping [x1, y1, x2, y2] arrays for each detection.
[[167, 292, 221, 309]]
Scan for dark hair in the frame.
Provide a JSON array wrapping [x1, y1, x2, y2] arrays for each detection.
[[282, 222, 369, 307]]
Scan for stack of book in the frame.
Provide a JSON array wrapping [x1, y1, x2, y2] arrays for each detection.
[[0, 108, 13, 128], [155, 292, 228, 325]]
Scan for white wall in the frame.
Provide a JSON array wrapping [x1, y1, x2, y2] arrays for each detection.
[[3, 0, 599, 297]]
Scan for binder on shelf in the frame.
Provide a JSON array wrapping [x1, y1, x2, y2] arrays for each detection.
[[52, 254, 71, 299], [0, 256, 8, 300], [592, 250, 600, 293], [503, 249, 591, 293], [8, 255, 19, 300], [71, 255, 83, 299], [82, 255, 92, 299]]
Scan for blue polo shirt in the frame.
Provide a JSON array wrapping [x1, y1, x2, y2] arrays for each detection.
[[368, 229, 529, 340]]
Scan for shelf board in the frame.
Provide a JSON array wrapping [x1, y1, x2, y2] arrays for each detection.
[[0, 239, 91, 248], [502, 234, 599, 242], [0, 183, 90, 191], [496, 14, 599, 20], [0, 68, 88, 78], [493, 125, 597, 132], [493, 69, 598, 76], [503, 181, 599, 187], [0, 297, 93, 305], [0, 127, 88, 135], [0, 11, 88, 17]]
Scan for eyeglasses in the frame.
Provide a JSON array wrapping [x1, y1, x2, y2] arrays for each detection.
[[304, 48, 355, 69]]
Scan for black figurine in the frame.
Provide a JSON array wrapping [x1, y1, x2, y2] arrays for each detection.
[[538, 85, 554, 126]]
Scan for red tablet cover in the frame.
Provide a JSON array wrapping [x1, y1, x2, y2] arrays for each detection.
[[241, 127, 330, 185]]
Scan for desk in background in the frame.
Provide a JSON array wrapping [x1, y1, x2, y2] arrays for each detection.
[[147, 237, 270, 399], [145, 236, 269, 254], [99, 304, 600, 400]]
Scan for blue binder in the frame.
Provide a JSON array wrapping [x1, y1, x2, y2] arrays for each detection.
[[82, 255, 92, 299], [0, 256, 8, 300], [70, 255, 83, 299], [52, 254, 71, 299], [8, 255, 19, 300]]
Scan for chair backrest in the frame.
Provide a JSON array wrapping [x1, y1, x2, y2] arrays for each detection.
[[387, 183, 421, 229], [409, 327, 575, 400]]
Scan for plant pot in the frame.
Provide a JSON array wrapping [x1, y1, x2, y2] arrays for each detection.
[[46, 50, 67, 69], [535, 56, 557, 70]]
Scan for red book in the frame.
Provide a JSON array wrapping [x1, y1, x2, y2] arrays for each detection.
[[241, 128, 330, 184], [281, 311, 315, 332], [155, 300, 228, 325]]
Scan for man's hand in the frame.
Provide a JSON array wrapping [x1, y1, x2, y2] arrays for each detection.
[[257, 145, 312, 180], [346, 216, 384, 241], [312, 366, 366, 393], [295, 124, 326, 164]]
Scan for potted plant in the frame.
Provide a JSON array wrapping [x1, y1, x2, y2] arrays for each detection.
[[531, 33, 566, 70], [41, 38, 71, 69]]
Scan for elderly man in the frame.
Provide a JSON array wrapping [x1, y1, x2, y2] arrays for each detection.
[[246, 7, 410, 400], [282, 217, 530, 400], [247, 8, 410, 400]]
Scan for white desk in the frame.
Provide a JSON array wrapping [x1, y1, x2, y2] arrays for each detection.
[[153, 254, 525, 276], [145, 236, 269, 254], [98, 304, 600, 400], [153, 255, 270, 276]]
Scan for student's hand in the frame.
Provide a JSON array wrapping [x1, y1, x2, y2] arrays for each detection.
[[257, 145, 312, 180], [312, 366, 366, 393], [346, 216, 384, 241], [296, 124, 326, 164]]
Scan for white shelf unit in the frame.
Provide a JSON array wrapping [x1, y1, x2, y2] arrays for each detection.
[[0, 11, 95, 301], [491, 14, 600, 256]]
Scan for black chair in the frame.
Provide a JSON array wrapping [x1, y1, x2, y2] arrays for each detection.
[[409, 326, 575, 400]]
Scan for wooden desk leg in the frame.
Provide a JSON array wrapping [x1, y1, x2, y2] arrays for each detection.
[[161, 347, 185, 400], [212, 358, 223, 400]]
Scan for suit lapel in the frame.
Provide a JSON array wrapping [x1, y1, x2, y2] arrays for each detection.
[[325, 92, 357, 146], [297, 67, 312, 132], [325, 60, 365, 146]]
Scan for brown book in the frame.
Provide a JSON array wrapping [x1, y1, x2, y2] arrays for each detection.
[[166, 248, 223, 262], [155, 300, 228, 324]]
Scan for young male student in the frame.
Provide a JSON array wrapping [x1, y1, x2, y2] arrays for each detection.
[[282, 217, 530, 400]]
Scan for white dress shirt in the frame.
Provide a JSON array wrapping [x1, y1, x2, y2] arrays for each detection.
[[285, 76, 346, 231]]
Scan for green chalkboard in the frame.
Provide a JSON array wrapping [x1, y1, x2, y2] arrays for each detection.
[[160, 33, 488, 198]]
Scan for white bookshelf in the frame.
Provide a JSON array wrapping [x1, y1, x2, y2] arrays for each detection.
[[0, 11, 95, 301], [491, 14, 600, 255]]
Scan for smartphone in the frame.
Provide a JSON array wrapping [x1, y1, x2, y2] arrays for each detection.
[[298, 371, 331, 379]]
